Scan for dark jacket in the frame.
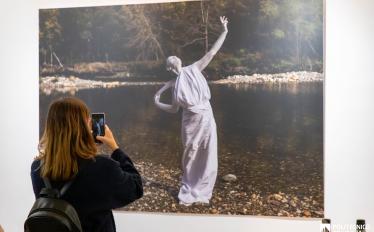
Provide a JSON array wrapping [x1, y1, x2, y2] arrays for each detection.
[[31, 148, 143, 232]]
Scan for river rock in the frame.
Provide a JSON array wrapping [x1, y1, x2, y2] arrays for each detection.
[[274, 194, 283, 201], [222, 174, 237, 182], [211, 209, 218, 214], [315, 211, 324, 216], [268, 200, 281, 206], [303, 210, 312, 217], [271, 193, 283, 201], [290, 200, 297, 208], [214, 71, 323, 85], [40, 76, 164, 94]]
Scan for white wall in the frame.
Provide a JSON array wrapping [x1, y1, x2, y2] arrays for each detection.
[[325, 0, 374, 227], [0, 0, 373, 231], [0, 0, 39, 231]]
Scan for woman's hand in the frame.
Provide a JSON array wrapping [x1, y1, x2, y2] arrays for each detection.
[[96, 125, 119, 152], [220, 16, 228, 33], [193, 17, 228, 71]]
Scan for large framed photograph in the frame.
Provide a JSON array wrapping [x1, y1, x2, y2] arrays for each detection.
[[39, 0, 324, 218]]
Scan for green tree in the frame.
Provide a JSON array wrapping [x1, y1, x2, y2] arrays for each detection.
[[39, 9, 62, 66]]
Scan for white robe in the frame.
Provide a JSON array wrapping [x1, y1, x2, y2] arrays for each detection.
[[173, 63, 218, 204]]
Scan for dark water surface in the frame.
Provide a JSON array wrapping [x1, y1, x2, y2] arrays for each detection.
[[40, 83, 323, 201]]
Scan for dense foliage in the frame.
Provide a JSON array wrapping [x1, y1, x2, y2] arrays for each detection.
[[40, 0, 323, 77]]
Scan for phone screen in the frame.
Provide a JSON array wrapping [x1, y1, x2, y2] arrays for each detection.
[[91, 113, 105, 143]]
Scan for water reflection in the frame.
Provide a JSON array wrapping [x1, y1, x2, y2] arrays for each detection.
[[212, 82, 322, 95]]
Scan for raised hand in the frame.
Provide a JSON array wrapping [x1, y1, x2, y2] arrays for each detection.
[[193, 16, 229, 71], [96, 125, 119, 152], [220, 16, 228, 33]]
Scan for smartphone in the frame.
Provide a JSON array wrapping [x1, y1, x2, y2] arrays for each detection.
[[320, 219, 331, 232], [91, 113, 105, 143]]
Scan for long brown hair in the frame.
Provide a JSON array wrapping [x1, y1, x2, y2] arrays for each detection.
[[38, 97, 97, 180]]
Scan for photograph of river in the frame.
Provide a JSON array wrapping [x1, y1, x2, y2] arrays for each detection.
[[39, 0, 324, 217]]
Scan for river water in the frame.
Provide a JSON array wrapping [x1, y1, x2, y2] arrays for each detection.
[[40, 82, 323, 201]]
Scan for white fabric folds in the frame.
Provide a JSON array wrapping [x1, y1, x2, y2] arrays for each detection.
[[173, 64, 218, 204]]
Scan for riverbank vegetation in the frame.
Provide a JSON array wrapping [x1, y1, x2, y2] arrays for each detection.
[[40, 0, 323, 80]]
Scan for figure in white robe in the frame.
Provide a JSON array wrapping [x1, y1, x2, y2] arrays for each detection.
[[154, 16, 229, 205]]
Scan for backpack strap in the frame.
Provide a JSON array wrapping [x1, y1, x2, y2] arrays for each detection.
[[42, 177, 53, 189], [60, 179, 74, 196], [40, 160, 76, 198], [42, 177, 75, 197]]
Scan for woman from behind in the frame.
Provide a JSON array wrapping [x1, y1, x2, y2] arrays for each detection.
[[31, 97, 143, 232]]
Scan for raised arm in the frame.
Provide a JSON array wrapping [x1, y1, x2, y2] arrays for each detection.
[[194, 16, 229, 71], [154, 80, 180, 114]]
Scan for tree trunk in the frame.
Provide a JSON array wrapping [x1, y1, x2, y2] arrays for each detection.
[[295, 24, 300, 68], [138, 7, 165, 61], [201, 2, 209, 53], [50, 46, 53, 68], [205, 10, 209, 53], [53, 52, 63, 68], [43, 50, 47, 65]]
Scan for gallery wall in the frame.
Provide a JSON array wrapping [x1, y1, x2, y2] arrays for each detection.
[[0, 0, 373, 231]]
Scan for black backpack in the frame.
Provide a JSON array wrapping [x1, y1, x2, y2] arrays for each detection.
[[24, 177, 82, 232]]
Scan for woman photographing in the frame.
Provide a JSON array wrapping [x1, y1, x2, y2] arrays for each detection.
[[31, 97, 143, 231]]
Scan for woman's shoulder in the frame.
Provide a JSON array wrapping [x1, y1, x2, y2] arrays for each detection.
[[95, 154, 115, 161], [183, 63, 195, 70], [30, 155, 119, 175], [31, 159, 42, 172], [183, 63, 203, 75], [89, 155, 120, 169], [77, 155, 122, 179], [31, 155, 113, 170]]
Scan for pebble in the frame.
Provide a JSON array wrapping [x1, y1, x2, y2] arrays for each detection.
[[273, 194, 283, 201], [303, 210, 312, 217], [315, 211, 324, 216], [211, 209, 218, 214], [40, 76, 164, 94], [121, 160, 323, 218], [268, 200, 281, 206], [222, 174, 237, 182], [217, 71, 323, 84], [290, 200, 297, 208]]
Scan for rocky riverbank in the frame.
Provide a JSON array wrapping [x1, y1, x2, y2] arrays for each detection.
[[120, 160, 324, 218], [40, 71, 323, 95], [213, 71, 323, 85], [40, 76, 163, 95]]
